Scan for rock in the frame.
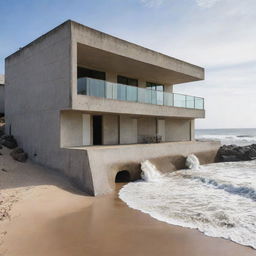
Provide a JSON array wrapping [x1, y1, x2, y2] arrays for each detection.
[[217, 144, 256, 162], [10, 148, 28, 162], [1, 135, 17, 149]]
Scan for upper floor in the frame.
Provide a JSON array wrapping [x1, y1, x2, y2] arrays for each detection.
[[5, 20, 205, 119]]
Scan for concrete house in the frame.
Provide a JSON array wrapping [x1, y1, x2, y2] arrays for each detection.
[[0, 75, 4, 114], [5, 20, 219, 195]]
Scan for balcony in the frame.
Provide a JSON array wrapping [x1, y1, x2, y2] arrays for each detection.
[[77, 77, 204, 110]]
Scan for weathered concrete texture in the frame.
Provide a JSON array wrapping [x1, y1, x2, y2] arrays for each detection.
[[165, 118, 191, 141], [103, 115, 118, 145], [138, 117, 156, 143], [0, 74, 4, 114], [0, 86, 4, 114], [5, 20, 206, 196], [60, 111, 83, 147], [73, 95, 205, 119], [68, 141, 220, 195], [120, 116, 137, 144], [0, 75, 4, 84]]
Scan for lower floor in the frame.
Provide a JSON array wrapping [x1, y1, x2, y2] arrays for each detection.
[[60, 110, 194, 147]]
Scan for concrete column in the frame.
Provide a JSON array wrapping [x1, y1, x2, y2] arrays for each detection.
[[103, 115, 118, 145], [106, 72, 117, 83], [82, 114, 91, 145], [190, 119, 195, 141], [164, 84, 173, 93], [120, 116, 137, 144], [157, 119, 165, 142]]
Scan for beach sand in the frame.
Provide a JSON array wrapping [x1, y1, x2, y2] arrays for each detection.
[[0, 147, 256, 256]]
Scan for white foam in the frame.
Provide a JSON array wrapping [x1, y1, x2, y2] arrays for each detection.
[[196, 134, 256, 146], [185, 154, 200, 170], [119, 160, 256, 249], [140, 160, 163, 182]]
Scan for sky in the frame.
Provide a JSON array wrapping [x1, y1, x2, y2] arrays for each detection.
[[0, 0, 256, 129]]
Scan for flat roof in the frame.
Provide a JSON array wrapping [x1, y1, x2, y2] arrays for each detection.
[[5, 20, 204, 83]]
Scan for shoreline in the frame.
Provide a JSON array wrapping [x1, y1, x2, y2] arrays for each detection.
[[0, 148, 256, 255]]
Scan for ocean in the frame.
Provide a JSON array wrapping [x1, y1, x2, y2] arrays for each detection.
[[196, 128, 256, 146], [119, 128, 256, 249]]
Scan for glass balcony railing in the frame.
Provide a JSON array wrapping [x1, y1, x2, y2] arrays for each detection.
[[77, 77, 204, 110]]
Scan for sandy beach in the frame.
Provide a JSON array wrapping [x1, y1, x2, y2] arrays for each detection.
[[0, 147, 256, 256]]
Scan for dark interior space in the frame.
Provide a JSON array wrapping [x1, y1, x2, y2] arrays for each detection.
[[77, 67, 106, 80], [93, 115, 102, 145], [115, 170, 131, 183]]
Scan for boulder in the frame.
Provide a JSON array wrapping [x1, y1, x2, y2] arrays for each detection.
[[10, 148, 28, 162], [1, 135, 18, 149], [217, 144, 256, 162]]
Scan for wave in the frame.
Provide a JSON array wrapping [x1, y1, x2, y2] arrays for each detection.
[[185, 175, 256, 201], [119, 160, 256, 249], [196, 134, 256, 146]]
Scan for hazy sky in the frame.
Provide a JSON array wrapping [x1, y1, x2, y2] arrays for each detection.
[[0, 0, 255, 129]]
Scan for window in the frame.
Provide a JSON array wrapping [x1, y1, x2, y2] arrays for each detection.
[[77, 67, 106, 96], [146, 82, 164, 105], [117, 76, 138, 87], [77, 67, 105, 80], [146, 82, 163, 91]]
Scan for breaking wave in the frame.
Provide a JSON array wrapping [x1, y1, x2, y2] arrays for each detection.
[[119, 159, 256, 249], [196, 134, 256, 146]]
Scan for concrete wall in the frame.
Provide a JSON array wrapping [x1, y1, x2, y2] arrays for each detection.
[[103, 114, 119, 145], [120, 116, 137, 144], [165, 118, 191, 141], [0, 86, 4, 114], [4, 24, 95, 193], [78, 141, 220, 195], [4, 20, 205, 196], [60, 111, 82, 147], [138, 117, 156, 143]]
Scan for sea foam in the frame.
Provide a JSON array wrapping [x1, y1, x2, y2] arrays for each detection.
[[119, 158, 256, 249]]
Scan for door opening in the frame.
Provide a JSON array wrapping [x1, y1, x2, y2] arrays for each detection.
[[93, 115, 102, 145]]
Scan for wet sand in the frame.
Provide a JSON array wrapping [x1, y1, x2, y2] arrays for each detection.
[[1, 148, 256, 255]]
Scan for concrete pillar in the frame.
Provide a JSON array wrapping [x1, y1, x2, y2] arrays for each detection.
[[106, 72, 117, 83], [120, 116, 137, 144], [82, 114, 91, 145], [164, 84, 173, 93], [157, 119, 165, 142], [103, 115, 118, 145], [190, 119, 195, 141]]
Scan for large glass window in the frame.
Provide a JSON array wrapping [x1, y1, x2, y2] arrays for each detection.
[[117, 76, 138, 101], [77, 67, 106, 96], [146, 82, 163, 91], [117, 76, 138, 86], [146, 82, 164, 105]]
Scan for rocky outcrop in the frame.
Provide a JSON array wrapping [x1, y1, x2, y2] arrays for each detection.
[[217, 144, 256, 162], [10, 148, 28, 162], [0, 134, 28, 162], [0, 135, 18, 149]]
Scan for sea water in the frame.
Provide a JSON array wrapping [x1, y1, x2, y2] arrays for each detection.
[[196, 128, 256, 146], [119, 157, 256, 249]]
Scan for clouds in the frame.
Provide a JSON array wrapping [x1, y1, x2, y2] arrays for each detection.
[[140, 0, 164, 7], [196, 0, 221, 8], [140, 0, 222, 8]]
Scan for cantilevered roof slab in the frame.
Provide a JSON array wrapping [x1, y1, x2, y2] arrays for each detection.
[[72, 20, 204, 85]]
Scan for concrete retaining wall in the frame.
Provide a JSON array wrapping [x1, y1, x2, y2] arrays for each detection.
[[68, 141, 220, 195]]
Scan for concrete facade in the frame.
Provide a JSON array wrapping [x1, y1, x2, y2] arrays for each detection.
[[0, 75, 4, 114], [5, 20, 214, 195]]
